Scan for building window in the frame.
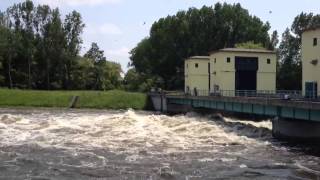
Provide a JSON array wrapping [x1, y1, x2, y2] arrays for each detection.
[[195, 63, 198, 68], [267, 59, 271, 64], [186, 64, 188, 68], [311, 59, 318, 66], [214, 58, 216, 63], [314, 38, 318, 46], [227, 57, 231, 63]]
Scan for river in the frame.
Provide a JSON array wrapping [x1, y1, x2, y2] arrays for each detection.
[[0, 108, 319, 179]]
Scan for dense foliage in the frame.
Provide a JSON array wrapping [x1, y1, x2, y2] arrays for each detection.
[[0, 0, 122, 90], [235, 41, 265, 50], [277, 13, 320, 90], [1, 1, 319, 92], [128, 3, 320, 91], [129, 3, 274, 90]]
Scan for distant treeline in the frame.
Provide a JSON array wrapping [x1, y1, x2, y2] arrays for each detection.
[[128, 3, 320, 91], [1, 1, 320, 92], [0, 0, 122, 90]]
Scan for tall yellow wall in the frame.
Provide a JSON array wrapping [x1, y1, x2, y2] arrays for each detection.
[[210, 51, 276, 94], [257, 73, 276, 91], [302, 29, 320, 95], [185, 58, 209, 94], [256, 52, 277, 91]]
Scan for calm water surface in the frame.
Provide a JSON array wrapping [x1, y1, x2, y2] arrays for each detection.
[[0, 108, 319, 180]]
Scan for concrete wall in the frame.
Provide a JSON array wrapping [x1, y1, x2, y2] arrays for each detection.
[[302, 29, 320, 95], [257, 73, 276, 91], [210, 51, 276, 94], [211, 52, 235, 93], [149, 93, 167, 112], [273, 118, 320, 142], [185, 57, 210, 94]]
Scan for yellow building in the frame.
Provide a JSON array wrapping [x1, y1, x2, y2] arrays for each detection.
[[302, 27, 320, 97], [209, 48, 277, 96], [184, 56, 210, 95]]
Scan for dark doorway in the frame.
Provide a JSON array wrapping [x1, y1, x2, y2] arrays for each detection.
[[235, 57, 258, 94], [235, 71, 257, 90]]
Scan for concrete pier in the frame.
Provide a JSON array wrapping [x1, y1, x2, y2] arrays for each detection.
[[272, 118, 320, 142], [149, 93, 320, 141], [149, 92, 167, 112]]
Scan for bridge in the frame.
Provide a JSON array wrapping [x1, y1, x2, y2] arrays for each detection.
[[149, 90, 320, 141]]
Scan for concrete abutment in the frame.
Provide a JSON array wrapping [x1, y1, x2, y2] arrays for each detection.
[[272, 117, 320, 142]]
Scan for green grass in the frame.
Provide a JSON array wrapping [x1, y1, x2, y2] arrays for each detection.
[[0, 89, 147, 110]]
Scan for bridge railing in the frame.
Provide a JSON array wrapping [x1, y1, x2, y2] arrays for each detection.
[[177, 89, 320, 101]]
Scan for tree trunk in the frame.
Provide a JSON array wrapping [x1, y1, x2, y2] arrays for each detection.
[[64, 64, 69, 90], [28, 53, 32, 89], [47, 58, 50, 90], [7, 53, 13, 89]]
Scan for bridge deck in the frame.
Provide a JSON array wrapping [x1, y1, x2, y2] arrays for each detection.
[[167, 95, 320, 110], [164, 94, 320, 122]]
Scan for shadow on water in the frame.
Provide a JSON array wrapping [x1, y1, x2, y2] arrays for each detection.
[[1, 143, 274, 180], [202, 111, 320, 157], [0, 144, 168, 179], [222, 118, 320, 157]]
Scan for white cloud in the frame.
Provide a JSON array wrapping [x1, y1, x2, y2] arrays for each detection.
[[86, 23, 123, 35], [105, 47, 130, 57], [35, 0, 122, 7], [105, 47, 131, 72], [67, 0, 121, 6], [99, 24, 123, 35], [33, 0, 60, 7]]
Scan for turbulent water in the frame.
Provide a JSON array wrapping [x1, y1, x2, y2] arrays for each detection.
[[0, 109, 319, 180]]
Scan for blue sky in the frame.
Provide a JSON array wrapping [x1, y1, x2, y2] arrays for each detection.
[[1, 0, 320, 72]]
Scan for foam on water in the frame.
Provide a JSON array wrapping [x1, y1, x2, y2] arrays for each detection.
[[0, 109, 319, 179], [0, 109, 270, 154]]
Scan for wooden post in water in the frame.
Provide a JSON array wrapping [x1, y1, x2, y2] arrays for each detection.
[[69, 96, 79, 108], [160, 90, 163, 112]]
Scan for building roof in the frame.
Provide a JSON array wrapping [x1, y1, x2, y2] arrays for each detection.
[[303, 26, 320, 33], [209, 48, 276, 55], [185, 56, 210, 61]]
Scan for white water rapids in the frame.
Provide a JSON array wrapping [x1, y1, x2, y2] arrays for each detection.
[[0, 108, 319, 179]]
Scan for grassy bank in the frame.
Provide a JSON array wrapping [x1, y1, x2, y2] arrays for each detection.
[[0, 89, 147, 110]]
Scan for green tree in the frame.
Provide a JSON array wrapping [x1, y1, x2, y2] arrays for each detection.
[[84, 42, 122, 90], [0, 10, 17, 89], [130, 3, 272, 90], [84, 42, 105, 62], [269, 31, 279, 50], [277, 13, 320, 90], [63, 10, 85, 89], [5, 0, 36, 88], [124, 68, 163, 92], [124, 69, 137, 91], [70, 56, 95, 90], [42, 8, 66, 90], [85, 42, 106, 89], [0, 11, 8, 86], [124, 68, 145, 92], [0, 0, 125, 91], [104, 61, 122, 90], [235, 41, 265, 49], [21, 0, 35, 88], [277, 28, 301, 90]]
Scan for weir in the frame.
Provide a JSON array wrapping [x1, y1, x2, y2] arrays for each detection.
[[149, 92, 320, 141]]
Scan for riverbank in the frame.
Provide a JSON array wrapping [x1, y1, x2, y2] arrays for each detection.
[[0, 89, 147, 110]]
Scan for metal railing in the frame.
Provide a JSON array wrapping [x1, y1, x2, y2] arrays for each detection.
[[176, 89, 320, 101]]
